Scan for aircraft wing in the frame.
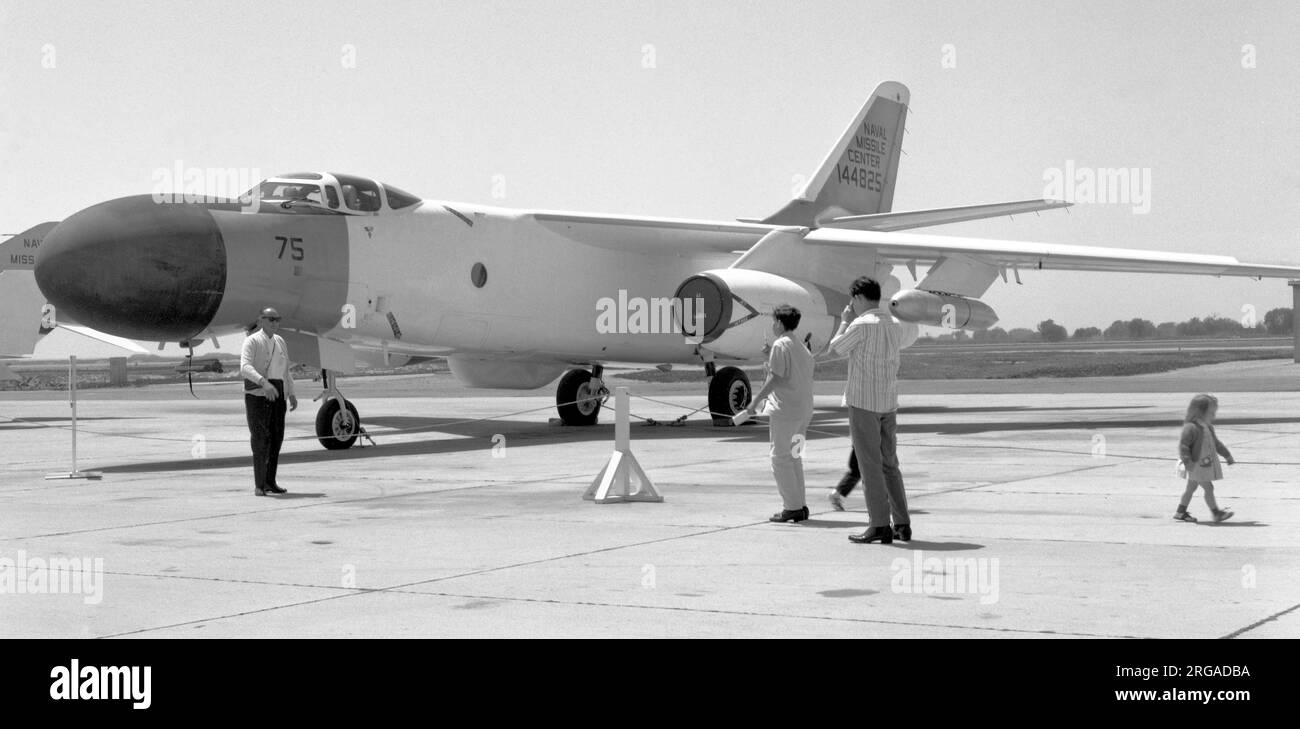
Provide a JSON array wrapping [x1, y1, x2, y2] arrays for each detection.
[[733, 227, 1300, 300], [530, 200, 1073, 251], [535, 209, 1300, 300], [808, 228, 1300, 277], [814, 199, 1072, 231], [532, 209, 1300, 276]]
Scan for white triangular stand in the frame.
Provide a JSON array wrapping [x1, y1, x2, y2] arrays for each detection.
[[585, 450, 661, 502], [583, 387, 662, 503]]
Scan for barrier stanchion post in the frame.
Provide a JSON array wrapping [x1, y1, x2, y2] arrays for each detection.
[[583, 387, 661, 503], [45, 355, 103, 481]]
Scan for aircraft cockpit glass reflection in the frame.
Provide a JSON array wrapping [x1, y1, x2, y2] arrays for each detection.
[[254, 182, 322, 202], [241, 173, 421, 215], [383, 184, 422, 210], [334, 174, 383, 212]]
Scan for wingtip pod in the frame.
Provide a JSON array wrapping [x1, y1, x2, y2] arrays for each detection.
[[762, 81, 910, 227]]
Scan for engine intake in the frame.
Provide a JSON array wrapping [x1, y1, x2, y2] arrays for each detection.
[[673, 269, 839, 360]]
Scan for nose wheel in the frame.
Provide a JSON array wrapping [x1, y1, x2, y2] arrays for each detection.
[[316, 398, 361, 449], [313, 369, 370, 449]]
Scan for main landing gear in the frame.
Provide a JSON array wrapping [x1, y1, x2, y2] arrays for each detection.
[[314, 368, 369, 449], [555, 365, 609, 426], [706, 363, 752, 425], [551, 362, 753, 427]]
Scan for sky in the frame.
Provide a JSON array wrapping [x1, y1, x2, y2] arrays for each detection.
[[4, 0, 1299, 332]]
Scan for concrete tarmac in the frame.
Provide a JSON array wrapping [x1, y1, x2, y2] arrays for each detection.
[[1, 363, 1297, 638]]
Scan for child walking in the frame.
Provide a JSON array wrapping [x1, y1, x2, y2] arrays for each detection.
[[1175, 393, 1235, 523]]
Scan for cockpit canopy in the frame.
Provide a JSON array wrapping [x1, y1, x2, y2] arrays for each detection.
[[245, 172, 422, 214]]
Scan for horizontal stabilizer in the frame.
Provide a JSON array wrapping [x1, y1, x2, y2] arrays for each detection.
[[56, 325, 151, 354], [823, 199, 1071, 232]]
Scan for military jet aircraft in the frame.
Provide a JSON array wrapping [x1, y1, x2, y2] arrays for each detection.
[[6, 81, 1299, 449]]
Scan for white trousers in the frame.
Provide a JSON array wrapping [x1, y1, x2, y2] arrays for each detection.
[[769, 412, 812, 510]]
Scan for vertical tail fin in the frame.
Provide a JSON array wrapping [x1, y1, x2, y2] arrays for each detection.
[[761, 81, 909, 227], [0, 223, 59, 357]]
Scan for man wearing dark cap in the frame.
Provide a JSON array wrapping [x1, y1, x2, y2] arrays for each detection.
[[240, 307, 297, 496]]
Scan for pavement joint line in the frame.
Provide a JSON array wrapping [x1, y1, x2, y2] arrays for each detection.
[[93, 573, 1147, 639], [96, 591, 373, 638], [957, 534, 1283, 549], [97, 514, 864, 636], [912, 462, 1125, 498], [95, 569, 367, 594], [1220, 602, 1300, 639], [0, 460, 1187, 544], [0, 473, 596, 542], [371, 588, 1150, 639], [908, 490, 1300, 501], [376, 520, 787, 592], [93, 520, 764, 637]]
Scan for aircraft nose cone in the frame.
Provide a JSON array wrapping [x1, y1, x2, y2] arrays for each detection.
[[35, 195, 227, 341]]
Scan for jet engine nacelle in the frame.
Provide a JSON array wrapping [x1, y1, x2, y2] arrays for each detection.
[[673, 269, 838, 360], [890, 289, 999, 330]]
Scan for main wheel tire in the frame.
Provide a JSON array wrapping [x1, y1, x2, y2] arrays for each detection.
[[708, 366, 752, 425], [556, 368, 603, 426], [315, 398, 361, 450]]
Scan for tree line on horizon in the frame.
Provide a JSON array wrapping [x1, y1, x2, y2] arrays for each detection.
[[919, 307, 1294, 343]]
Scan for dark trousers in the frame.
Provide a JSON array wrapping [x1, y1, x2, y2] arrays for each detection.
[[836, 448, 860, 496], [848, 407, 910, 528], [245, 380, 286, 488]]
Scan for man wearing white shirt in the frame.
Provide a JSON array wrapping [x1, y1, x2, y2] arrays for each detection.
[[241, 307, 298, 496], [828, 277, 919, 544]]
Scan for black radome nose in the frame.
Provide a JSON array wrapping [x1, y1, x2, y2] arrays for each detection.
[[35, 195, 227, 341]]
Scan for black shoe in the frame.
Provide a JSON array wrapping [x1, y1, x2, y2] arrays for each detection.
[[848, 526, 893, 544], [892, 523, 912, 541], [263, 484, 287, 495], [770, 507, 809, 523], [255, 488, 267, 496]]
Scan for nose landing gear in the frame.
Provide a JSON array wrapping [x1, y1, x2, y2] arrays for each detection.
[[313, 368, 371, 449]]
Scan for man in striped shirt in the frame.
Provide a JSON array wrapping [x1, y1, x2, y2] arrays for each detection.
[[828, 277, 919, 544]]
